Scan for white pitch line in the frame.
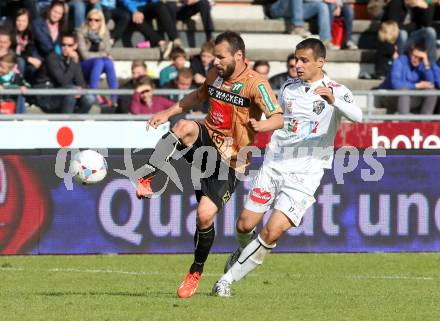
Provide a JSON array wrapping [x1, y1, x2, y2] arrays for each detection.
[[0, 267, 437, 281]]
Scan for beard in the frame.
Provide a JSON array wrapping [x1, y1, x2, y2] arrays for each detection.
[[218, 60, 236, 80]]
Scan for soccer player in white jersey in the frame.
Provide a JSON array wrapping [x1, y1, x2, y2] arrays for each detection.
[[212, 38, 363, 297]]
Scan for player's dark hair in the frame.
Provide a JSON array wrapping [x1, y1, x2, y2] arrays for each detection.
[[296, 38, 326, 59], [215, 31, 245, 57]]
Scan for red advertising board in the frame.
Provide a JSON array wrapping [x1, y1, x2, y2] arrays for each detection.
[[335, 122, 440, 149], [255, 122, 440, 149]]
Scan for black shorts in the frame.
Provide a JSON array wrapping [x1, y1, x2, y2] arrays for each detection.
[[182, 122, 239, 210]]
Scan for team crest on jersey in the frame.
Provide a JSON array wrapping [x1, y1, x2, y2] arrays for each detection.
[[344, 93, 354, 103], [313, 100, 325, 115], [231, 82, 244, 94]]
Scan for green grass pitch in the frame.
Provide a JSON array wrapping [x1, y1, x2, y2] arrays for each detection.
[[1, 253, 440, 321]]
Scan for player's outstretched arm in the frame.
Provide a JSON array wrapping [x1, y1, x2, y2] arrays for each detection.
[[148, 90, 204, 129], [248, 113, 284, 132], [332, 89, 363, 123]]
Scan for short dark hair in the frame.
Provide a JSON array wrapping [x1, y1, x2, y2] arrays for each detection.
[[409, 42, 426, 53], [295, 38, 326, 60], [286, 53, 295, 63], [253, 60, 270, 70], [61, 32, 76, 43], [215, 31, 245, 57], [170, 47, 187, 60]]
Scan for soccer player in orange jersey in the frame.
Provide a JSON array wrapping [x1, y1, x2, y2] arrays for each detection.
[[136, 31, 284, 298]]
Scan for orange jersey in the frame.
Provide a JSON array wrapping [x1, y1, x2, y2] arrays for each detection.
[[196, 65, 282, 171]]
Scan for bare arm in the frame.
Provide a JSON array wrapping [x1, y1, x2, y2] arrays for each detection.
[[147, 90, 205, 128], [248, 113, 284, 132]]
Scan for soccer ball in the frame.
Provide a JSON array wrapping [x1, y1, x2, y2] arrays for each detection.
[[70, 150, 108, 185]]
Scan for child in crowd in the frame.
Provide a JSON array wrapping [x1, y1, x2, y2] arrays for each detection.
[[0, 52, 27, 114]]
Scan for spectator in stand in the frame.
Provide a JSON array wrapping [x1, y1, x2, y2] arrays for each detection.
[[130, 75, 174, 114], [13, 8, 42, 81], [0, 52, 27, 113], [159, 46, 187, 87], [377, 42, 436, 114], [190, 40, 214, 85], [382, 0, 437, 64], [164, 66, 197, 121], [164, 66, 194, 101], [253, 60, 270, 80], [326, 0, 358, 49], [268, 0, 338, 49], [374, 20, 399, 79], [99, 0, 131, 45], [0, 28, 13, 58], [268, 52, 297, 89], [33, 0, 68, 59], [117, 59, 147, 113], [165, 0, 214, 42], [32, 33, 95, 113], [77, 8, 118, 107], [267, 0, 311, 37], [121, 0, 180, 59]]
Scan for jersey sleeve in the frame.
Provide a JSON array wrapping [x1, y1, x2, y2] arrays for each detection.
[[332, 85, 363, 123], [251, 78, 283, 117]]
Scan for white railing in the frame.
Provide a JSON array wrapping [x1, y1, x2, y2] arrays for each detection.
[[1, 88, 440, 121]]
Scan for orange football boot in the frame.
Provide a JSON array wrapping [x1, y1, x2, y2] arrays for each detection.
[[136, 176, 154, 199], [177, 272, 201, 298]]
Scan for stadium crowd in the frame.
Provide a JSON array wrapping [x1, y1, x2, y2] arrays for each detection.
[[0, 0, 440, 115]]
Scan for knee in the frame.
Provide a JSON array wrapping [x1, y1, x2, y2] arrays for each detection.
[[94, 58, 105, 69], [259, 226, 282, 245], [426, 27, 437, 38], [236, 217, 255, 234], [196, 210, 214, 228], [171, 119, 194, 138]]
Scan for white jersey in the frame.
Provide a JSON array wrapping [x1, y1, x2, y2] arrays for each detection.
[[264, 74, 362, 172]]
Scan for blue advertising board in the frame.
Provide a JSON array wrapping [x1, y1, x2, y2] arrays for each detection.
[[1, 151, 439, 254]]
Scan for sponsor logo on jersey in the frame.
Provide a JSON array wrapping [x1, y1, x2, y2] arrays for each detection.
[[313, 100, 325, 115], [257, 83, 276, 112], [231, 82, 244, 94], [344, 93, 354, 103], [250, 187, 272, 204], [208, 85, 250, 107], [222, 190, 231, 205]]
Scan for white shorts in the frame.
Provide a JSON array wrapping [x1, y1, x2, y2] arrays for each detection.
[[244, 164, 324, 227]]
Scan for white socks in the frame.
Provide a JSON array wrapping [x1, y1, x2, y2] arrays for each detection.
[[221, 235, 276, 283]]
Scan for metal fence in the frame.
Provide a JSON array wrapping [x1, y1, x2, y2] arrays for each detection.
[[1, 88, 440, 121]]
